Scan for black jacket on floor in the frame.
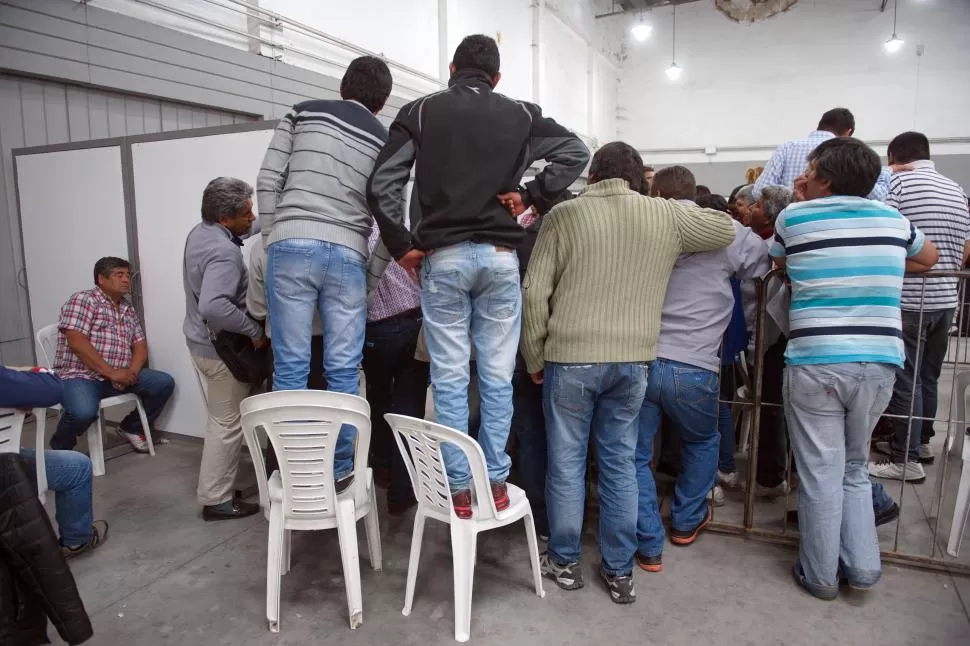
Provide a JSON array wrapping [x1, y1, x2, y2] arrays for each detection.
[[368, 68, 590, 259], [0, 454, 93, 645]]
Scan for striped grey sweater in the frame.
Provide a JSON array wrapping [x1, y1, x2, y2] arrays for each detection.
[[521, 179, 738, 373], [257, 99, 388, 259]]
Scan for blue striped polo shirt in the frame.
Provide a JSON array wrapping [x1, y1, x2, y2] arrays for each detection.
[[769, 196, 925, 367]]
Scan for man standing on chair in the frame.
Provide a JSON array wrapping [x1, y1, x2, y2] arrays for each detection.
[[50, 257, 174, 454], [367, 34, 589, 519], [184, 177, 265, 521]]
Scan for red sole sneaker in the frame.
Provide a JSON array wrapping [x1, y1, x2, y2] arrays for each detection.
[[635, 553, 663, 573], [491, 482, 510, 511], [670, 508, 712, 546], [452, 490, 472, 519]]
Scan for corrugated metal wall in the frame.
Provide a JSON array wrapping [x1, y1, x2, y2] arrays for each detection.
[[0, 73, 256, 364]]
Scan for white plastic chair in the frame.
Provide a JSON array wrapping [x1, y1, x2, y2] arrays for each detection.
[[946, 370, 970, 556], [36, 324, 155, 475], [240, 390, 381, 633], [0, 408, 48, 501], [385, 414, 545, 643]]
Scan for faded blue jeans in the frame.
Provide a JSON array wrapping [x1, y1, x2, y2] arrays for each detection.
[[21, 449, 93, 547], [266, 238, 366, 479], [636, 359, 719, 558], [420, 242, 520, 489], [544, 362, 649, 576], [785, 362, 895, 597]]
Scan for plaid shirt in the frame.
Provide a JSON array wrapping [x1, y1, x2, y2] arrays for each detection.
[[54, 288, 146, 381], [366, 225, 421, 322]]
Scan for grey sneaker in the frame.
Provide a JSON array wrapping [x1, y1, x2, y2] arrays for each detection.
[[539, 552, 583, 590], [61, 520, 109, 558], [600, 570, 636, 604]]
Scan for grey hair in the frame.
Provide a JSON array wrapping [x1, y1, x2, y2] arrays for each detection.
[[735, 184, 755, 204], [201, 177, 253, 224], [760, 184, 793, 223]]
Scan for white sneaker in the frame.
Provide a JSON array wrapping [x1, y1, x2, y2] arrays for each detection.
[[717, 470, 740, 488], [869, 459, 926, 483], [117, 428, 150, 454], [706, 485, 726, 507], [755, 481, 790, 498]]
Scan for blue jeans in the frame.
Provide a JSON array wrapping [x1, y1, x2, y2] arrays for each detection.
[[785, 363, 895, 596], [21, 449, 93, 547], [50, 368, 175, 450], [887, 308, 953, 462], [420, 242, 520, 489], [636, 359, 719, 557], [872, 481, 895, 515], [267, 238, 366, 479], [512, 358, 548, 536], [544, 362, 648, 576]]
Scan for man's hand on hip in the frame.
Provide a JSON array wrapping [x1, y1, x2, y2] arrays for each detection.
[[398, 249, 426, 281]]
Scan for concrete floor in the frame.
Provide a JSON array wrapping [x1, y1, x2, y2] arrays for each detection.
[[41, 439, 970, 646]]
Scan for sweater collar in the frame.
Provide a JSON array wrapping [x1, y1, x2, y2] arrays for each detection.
[[448, 68, 494, 89], [583, 178, 635, 197]]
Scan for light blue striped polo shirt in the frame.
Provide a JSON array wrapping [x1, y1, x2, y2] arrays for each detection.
[[769, 196, 925, 367]]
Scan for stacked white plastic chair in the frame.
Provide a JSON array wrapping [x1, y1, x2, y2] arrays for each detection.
[[385, 414, 545, 643], [36, 323, 155, 476], [946, 370, 970, 556], [240, 390, 381, 633]]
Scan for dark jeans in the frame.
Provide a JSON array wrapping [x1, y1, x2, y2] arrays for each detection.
[[50, 369, 175, 450], [362, 315, 429, 508], [718, 365, 736, 473], [756, 338, 788, 488], [511, 361, 548, 536], [887, 308, 954, 462]]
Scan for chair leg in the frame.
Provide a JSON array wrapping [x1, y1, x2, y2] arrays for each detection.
[[266, 505, 284, 633], [282, 529, 292, 575], [336, 496, 363, 629], [34, 409, 48, 502], [364, 481, 382, 572], [947, 460, 970, 556], [523, 510, 545, 598], [135, 399, 156, 456], [450, 521, 477, 643], [88, 414, 105, 477], [403, 510, 426, 617]]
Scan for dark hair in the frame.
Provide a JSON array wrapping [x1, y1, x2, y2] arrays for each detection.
[[93, 257, 130, 285], [589, 142, 644, 191], [696, 185, 712, 199], [696, 194, 729, 213], [807, 137, 881, 197], [817, 107, 855, 135], [728, 184, 746, 203], [452, 35, 500, 77], [887, 131, 930, 164], [651, 165, 696, 201], [340, 56, 393, 113]]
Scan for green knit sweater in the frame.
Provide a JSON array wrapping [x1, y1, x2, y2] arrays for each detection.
[[521, 178, 737, 374]]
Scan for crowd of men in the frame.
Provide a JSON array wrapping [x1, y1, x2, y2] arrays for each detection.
[[7, 34, 969, 609]]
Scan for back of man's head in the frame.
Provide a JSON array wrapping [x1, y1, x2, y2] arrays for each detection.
[[808, 137, 881, 198], [697, 194, 729, 213], [340, 56, 393, 114], [817, 107, 855, 137], [452, 35, 501, 79], [651, 165, 697, 201], [589, 141, 644, 191], [887, 131, 931, 164], [696, 185, 712, 199]]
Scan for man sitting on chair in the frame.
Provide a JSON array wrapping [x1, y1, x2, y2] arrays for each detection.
[[49, 257, 174, 453]]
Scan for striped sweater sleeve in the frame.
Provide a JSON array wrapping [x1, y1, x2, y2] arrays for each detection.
[[256, 112, 295, 244], [672, 203, 737, 253], [521, 216, 560, 374]]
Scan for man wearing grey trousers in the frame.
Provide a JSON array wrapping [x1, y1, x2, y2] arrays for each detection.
[[183, 177, 266, 521]]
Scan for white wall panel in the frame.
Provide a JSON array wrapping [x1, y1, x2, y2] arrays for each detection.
[[16, 147, 129, 349], [132, 129, 274, 436], [542, 13, 590, 140]]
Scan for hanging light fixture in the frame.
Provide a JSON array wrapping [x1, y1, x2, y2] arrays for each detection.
[[631, 11, 653, 42], [665, 5, 683, 80], [884, 0, 904, 53]]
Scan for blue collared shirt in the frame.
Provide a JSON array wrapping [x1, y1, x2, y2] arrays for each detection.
[[753, 130, 890, 202]]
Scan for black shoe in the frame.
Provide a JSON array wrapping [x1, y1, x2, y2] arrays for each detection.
[[335, 474, 355, 494], [670, 507, 712, 546], [875, 503, 900, 527], [202, 499, 260, 521], [539, 552, 584, 590], [600, 570, 636, 604], [635, 552, 663, 573]]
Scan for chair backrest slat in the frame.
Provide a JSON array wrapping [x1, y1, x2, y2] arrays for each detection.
[[240, 391, 371, 523], [0, 409, 26, 455]]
